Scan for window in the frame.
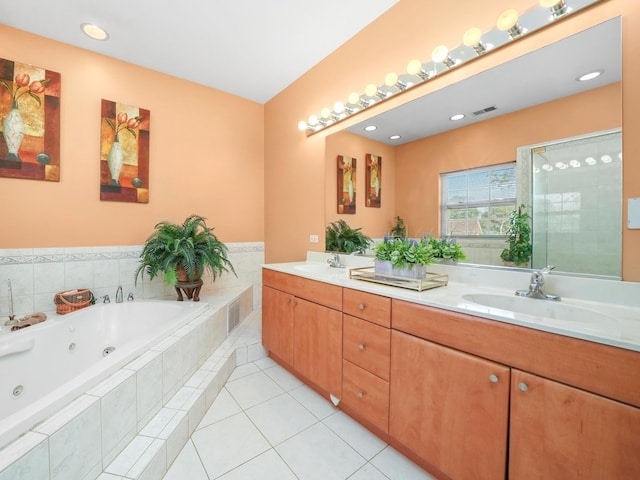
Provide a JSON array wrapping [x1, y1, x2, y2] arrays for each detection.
[[441, 163, 516, 236]]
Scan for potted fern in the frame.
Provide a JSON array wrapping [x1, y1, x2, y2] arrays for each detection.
[[135, 214, 236, 286], [325, 219, 372, 254], [500, 204, 532, 267]]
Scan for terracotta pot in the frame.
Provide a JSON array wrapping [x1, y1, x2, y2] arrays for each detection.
[[176, 265, 202, 283]]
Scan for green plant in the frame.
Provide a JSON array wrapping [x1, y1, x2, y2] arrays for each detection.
[[390, 216, 407, 238], [135, 214, 236, 286], [500, 204, 532, 266], [428, 237, 466, 261], [325, 219, 372, 254], [374, 235, 433, 269]]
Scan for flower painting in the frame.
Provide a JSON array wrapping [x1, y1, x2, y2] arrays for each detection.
[[100, 99, 150, 203], [337, 155, 356, 214], [365, 153, 381, 208], [0, 58, 61, 181]]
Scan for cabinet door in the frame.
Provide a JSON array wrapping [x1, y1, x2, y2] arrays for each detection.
[[262, 286, 294, 365], [293, 297, 342, 397], [510, 369, 640, 480], [389, 330, 510, 480]]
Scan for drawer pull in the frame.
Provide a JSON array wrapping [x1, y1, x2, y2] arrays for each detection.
[[518, 382, 529, 392], [359, 303, 366, 310], [358, 343, 366, 350], [489, 374, 499, 383], [358, 391, 366, 398]]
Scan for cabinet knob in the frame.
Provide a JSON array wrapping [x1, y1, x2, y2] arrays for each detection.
[[358, 391, 366, 398], [518, 382, 529, 392], [287, 298, 291, 303], [489, 374, 499, 383], [359, 303, 365, 310], [358, 343, 366, 350]]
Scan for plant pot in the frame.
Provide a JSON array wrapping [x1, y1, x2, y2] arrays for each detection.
[[375, 260, 427, 279], [176, 264, 202, 283]]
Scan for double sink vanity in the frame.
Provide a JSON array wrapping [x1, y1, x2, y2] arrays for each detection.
[[262, 253, 640, 480]]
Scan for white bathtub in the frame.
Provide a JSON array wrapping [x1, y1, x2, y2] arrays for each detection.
[[0, 300, 207, 450]]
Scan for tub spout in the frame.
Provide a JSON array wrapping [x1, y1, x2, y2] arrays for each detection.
[[115, 286, 123, 303]]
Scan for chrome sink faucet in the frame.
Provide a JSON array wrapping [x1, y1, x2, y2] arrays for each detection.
[[115, 285, 123, 303], [516, 265, 560, 300], [327, 252, 344, 268]]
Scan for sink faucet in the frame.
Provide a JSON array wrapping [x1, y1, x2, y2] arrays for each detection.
[[327, 252, 344, 268], [516, 266, 560, 300], [115, 286, 123, 303]]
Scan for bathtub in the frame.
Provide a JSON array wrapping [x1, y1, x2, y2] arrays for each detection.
[[0, 300, 207, 450]]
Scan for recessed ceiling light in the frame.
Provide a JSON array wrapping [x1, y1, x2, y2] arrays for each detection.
[[389, 135, 401, 140], [364, 125, 377, 132], [81, 23, 109, 41], [450, 113, 465, 121], [577, 70, 603, 82]]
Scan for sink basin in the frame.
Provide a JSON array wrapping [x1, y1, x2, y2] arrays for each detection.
[[461, 293, 615, 324], [293, 263, 332, 273]]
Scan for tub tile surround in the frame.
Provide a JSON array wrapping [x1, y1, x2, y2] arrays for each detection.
[[0, 242, 264, 322], [0, 286, 266, 480]]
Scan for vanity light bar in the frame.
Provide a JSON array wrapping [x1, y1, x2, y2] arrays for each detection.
[[297, 0, 600, 134]]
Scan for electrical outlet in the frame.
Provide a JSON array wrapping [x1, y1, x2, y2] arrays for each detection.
[[309, 234, 319, 243]]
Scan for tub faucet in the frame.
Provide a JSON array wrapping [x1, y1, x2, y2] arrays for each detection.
[[127, 292, 134, 301], [327, 252, 344, 268], [115, 286, 123, 303], [516, 265, 560, 300], [103, 295, 110, 304]]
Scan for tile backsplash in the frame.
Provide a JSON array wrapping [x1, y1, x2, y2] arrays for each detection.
[[0, 242, 264, 320]]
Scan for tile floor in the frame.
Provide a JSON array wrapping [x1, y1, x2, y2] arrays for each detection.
[[163, 358, 435, 480]]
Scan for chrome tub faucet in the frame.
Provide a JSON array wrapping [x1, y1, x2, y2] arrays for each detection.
[[115, 286, 123, 303], [516, 265, 560, 300]]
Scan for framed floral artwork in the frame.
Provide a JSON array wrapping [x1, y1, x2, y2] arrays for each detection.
[[337, 155, 356, 214], [0, 58, 61, 181], [100, 99, 150, 203], [365, 153, 381, 207]]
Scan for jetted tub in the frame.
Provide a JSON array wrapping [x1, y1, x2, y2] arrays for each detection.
[[0, 300, 207, 450]]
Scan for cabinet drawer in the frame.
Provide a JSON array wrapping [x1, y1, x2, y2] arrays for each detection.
[[342, 360, 389, 433], [263, 269, 342, 310], [343, 288, 390, 327], [343, 314, 390, 380]]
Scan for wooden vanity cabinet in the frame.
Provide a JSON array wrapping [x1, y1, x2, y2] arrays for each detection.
[[389, 329, 510, 480], [509, 369, 640, 480], [262, 269, 343, 397]]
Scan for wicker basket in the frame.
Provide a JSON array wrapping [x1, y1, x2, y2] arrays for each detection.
[[53, 289, 94, 315]]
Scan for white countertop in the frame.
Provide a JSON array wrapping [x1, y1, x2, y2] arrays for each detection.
[[263, 254, 640, 353]]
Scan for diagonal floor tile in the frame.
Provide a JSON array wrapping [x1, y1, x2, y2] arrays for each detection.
[[226, 371, 285, 410], [370, 446, 436, 480], [197, 388, 242, 429], [216, 449, 298, 480], [163, 440, 208, 480]]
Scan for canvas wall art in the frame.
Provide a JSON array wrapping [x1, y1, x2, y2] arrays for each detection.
[[0, 58, 61, 181], [100, 99, 150, 203], [365, 153, 381, 208], [337, 155, 356, 214]]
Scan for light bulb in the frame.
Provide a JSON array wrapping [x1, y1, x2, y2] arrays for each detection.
[[348, 92, 361, 104], [407, 59, 423, 76], [308, 115, 319, 126], [431, 45, 449, 63], [496, 9, 519, 31], [364, 83, 378, 97], [463, 27, 482, 47], [297, 120, 307, 131], [333, 101, 345, 114], [320, 107, 331, 119], [385, 72, 398, 87]]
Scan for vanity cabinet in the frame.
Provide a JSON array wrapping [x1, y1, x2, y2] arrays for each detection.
[[262, 269, 343, 397], [389, 330, 510, 480], [509, 369, 640, 480]]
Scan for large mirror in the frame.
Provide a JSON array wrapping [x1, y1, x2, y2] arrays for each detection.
[[326, 17, 622, 279]]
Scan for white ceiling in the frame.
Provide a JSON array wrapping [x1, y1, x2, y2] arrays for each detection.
[[347, 17, 622, 145], [0, 0, 398, 104]]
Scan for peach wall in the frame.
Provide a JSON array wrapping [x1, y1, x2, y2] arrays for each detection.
[[395, 83, 621, 237], [325, 131, 396, 239], [0, 25, 264, 248], [265, 0, 640, 282]]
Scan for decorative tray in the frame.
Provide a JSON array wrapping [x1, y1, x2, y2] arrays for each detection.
[[348, 267, 448, 292]]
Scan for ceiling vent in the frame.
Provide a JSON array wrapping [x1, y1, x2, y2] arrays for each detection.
[[472, 105, 497, 116]]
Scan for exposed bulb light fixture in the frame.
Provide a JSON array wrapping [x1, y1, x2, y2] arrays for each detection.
[[384, 72, 408, 91], [81, 23, 109, 40], [432, 45, 456, 68], [333, 101, 345, 114], [308, 115, 319, 127], [406, 59, 432, 80], [348, 91, 371, 109], [496, 9, 524, 39], [569, 159, 581, 168], [601, 154, 613, 163], [462, 27, 487, 55], [540, 0, 569, 18], [585, 156, 597, 165], [298, 120, 308, 131], [577, 70, 603, 81], [450, 113, 465, 121], [364, 83, 386, 100]]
